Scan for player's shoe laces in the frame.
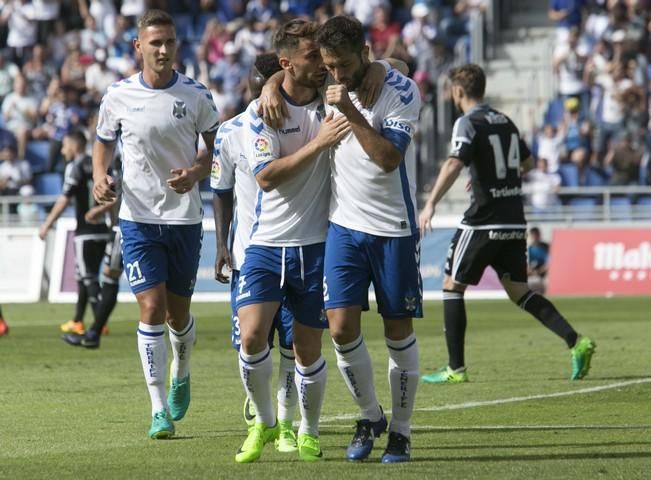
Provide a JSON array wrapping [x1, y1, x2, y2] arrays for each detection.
[[243, 396, 256, 427], [0, 317, 8, 337], [148, 410, 175, 439], [275, 420, 298, 453], [571, 336, 596, 380], [346, 409, 388, 461], [168, 376, 191, 421], [298, 433, 323, 461], [60, 320, 85, 335], [381, 432, 411, 463], [235, 422, 279, 464], [421, 366, 469, 384]]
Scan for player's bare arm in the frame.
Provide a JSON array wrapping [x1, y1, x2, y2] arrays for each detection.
[[256, 111, 349, 191], [213, 190, 233, 284], [92, 139, 117, 204], [38, 194, 71, 240], [419, 156, 465, 235], [167, 131, 216, 193], [85, 198, 117, 224], [326, 83, 401, 173], [520, 155, 535, 176]]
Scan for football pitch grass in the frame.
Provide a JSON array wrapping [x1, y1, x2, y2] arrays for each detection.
[[1, 297, 650, 479]]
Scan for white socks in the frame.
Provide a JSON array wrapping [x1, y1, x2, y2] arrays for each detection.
[[386, 333, 419, 438], [333, 336, 382, 422], [239, 345, 275, 426], [277, 347, 297, 424], [168, 315, 196, 380], [295, 356, 327, 437], [137, 322, 167, 415]]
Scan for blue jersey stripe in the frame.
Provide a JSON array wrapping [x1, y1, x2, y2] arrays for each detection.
[[249, 189, 264, 239], [399, 161, 418, 235]]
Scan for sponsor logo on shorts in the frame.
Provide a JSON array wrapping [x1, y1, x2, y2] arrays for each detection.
[[489, 230, 526, 240]]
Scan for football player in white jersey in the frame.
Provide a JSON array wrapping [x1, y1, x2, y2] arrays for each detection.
[[211, 53, 299, 453], [92, 10, 219, 440], [317, 16, 422, 463], [232, 19, 350, 464]]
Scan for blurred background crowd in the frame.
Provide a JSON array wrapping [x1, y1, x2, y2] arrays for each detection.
[[0, 0, 649, 222]]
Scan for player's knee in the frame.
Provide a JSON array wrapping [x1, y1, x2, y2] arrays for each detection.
[[383, 318, 414, 341], [239, 331, 268, 355], [138, 297, 166, 324]]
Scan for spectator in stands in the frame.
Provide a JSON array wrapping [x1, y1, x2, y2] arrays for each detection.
[[0, 142, 32, 213], [16, 183, 39, 224], [527, 226, 550, 293], [553, 26, 589, 105], [402, 3, 438, 65], [344, 0, 389, 28], [209, 76, 239, 123], [602, 1, 646, 56], [0, 126, 17, 152], [548, 0, 586, 44], [368, 5, 402, 60], [212, 0, 247, 24], [0, 0, 38, 66], [0, 51, 19, 104], [559, 97, 592, 172], [120, 0, 146, 22], [245, 0, 280, 31], [523, 157, 562, 212], [536, 124, 564, 173], [209, 41, 249, 109], [21, 44, 55, 103], [583, 1, 610, 49], [1, 73, 39, 159], [84, 48, 119, 106], [201, 18, 229, 65], [79, 14, 109, 57], [604, 131, 642, 185], [60, 45, 88, 91], [79, 0, 117, 40]]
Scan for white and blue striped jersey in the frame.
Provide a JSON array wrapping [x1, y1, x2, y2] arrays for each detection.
[[210, 112, 255, 271], [246, 93, 330, 247], [328, 69, 421, 237], [96, 71, 219, 225]]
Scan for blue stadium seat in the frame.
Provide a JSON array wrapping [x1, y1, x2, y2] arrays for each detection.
[[568, 197, 598, 221], [175, 14, 194, 39], [558, 163, 580, 187], [25, 141, 50, 174], [609, 196, 632, 221], [635, 195, 651, 220], [639, 160, 648, 185], [34, 173, 63, 197], [544, 98, 564, 126], [585, 167, 609, 187]]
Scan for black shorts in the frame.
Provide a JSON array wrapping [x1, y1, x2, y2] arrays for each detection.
[[444, 228, 527, 285], [74, 234, 112, 283], [103, 228, 124, 272]]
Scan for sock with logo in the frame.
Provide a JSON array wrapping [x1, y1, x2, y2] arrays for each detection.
[[518, 291, 578, 348], [386, 333, 419, 438], [168, 314, 196, 380], [294, 356, 327, 437], [333, 336, 382, 422], [73, 281, 88, 322], [443, 290, 467, 370], [239, 345, 275, 427], [277, 347, 297, 424], [137, 322, 168, 414]]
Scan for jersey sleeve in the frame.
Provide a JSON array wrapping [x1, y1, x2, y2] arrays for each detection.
[[449, 115, 477, 166], [61, 161, 80, 198], [196, 83, 220, 134], [95, 88, 120, 144], [210, 125, 236, 193], [247, 106, 280, 175], [379, 74, 421, 157]]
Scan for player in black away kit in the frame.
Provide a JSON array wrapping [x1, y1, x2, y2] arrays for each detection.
[[418, 64, 595, 384]]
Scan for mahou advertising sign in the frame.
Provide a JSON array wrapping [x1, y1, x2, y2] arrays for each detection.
[[547, 229, 651, 296]]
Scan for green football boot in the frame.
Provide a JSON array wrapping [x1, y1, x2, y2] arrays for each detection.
[[297, 433, 323, 462], [168, 375, 191, 421], [148, 410, 175, 439], [275, 420, 298, 453], [235, 421, 279, 464], [421, 366, 469, 384], [571, 336, 596, 380]]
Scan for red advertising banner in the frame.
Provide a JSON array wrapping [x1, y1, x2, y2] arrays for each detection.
[[547, 228, 651, 296]]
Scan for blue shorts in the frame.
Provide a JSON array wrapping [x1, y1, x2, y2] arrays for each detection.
[[236, 243, 328, 329], [119, 219, 202, 297], [324, 223, 423, 319], [230, 269, 294, 351]]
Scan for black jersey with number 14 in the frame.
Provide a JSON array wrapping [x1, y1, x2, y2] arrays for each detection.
[[449, 104, 531, 227]]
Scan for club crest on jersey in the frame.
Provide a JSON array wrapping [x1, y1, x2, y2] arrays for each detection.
[[172, 100, 187, 119]]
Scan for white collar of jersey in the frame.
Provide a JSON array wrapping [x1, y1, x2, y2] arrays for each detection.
[[138, 71, 179, 90]]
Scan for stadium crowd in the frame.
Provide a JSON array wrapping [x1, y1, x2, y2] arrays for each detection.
[[0, 0, 484, 215], [524, 0, 651, 212]]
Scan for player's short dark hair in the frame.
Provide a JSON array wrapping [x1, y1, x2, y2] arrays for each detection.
[[273, 19, 320, 54], [316, 16, 365, 54], [138, 9, 174, 32], [65, 129, 87, 150], [448, 64, 486, 100], [249, 53, 282, 98]]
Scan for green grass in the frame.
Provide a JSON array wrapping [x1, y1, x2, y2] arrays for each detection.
[[1, 297, 650, 479]]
